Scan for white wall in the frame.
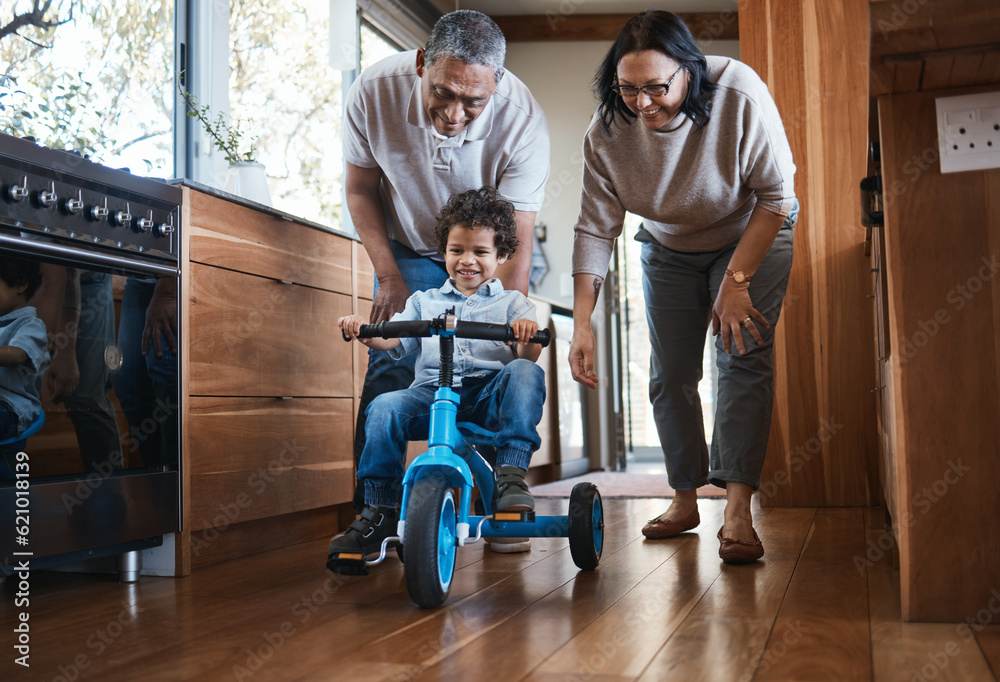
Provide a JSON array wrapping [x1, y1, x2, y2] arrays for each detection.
[[505, 39, 740, 307]]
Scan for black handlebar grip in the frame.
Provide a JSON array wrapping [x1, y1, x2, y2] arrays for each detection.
[[342, 320, 434, 341], [453, 320, 552, 348], [532, 329, 551, 348]]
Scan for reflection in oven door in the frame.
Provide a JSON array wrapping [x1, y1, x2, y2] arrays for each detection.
[[0, 134, 182, 579]]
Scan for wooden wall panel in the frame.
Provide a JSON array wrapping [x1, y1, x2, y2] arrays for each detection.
[[740, 0, 879, 507], [493, 12, 738, 42], [878, 85, 1000, 621], [188, 263, 353, 397]]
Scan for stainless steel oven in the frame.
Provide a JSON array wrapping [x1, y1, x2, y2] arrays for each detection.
[[0, 132, 181, 580]]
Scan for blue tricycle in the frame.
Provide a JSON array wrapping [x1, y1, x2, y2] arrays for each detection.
[[330, 309, 604, 608]]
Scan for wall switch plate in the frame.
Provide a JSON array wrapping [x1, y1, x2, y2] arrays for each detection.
[[935, 91, 1000, 173], [560, 273, 574, 298]]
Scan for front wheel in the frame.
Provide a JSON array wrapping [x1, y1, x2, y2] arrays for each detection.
[[568, 482, 603, 570], [404, 475, 458, 608]]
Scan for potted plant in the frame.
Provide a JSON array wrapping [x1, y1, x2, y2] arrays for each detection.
[[177, 82, 271, 205]]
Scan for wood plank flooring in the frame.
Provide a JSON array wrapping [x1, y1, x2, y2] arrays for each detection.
[[3, 497, 999, 681]]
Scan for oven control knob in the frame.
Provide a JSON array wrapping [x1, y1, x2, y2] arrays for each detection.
[[7, 176, 28, 202], [112, 202, 132, 229], [38, 181, 57, 208], [38, 181, 58, 207], [64, 190, 84, 215], [156, 218, 175, 238], [137, 210, 154, 233], [90, 198, 109, 221]]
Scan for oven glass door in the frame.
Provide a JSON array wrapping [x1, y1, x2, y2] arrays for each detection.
[[0, 245, 180, 565]]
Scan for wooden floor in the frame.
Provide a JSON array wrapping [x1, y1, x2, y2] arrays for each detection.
[[4, 497, 1000, 681]]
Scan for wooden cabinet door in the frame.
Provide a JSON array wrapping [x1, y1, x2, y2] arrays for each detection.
[[188, 263, 353, 397]]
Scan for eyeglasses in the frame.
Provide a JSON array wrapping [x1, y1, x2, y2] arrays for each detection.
[[612, 66, 683, 98]]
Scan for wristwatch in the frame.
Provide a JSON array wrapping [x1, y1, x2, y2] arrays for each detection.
[[725, 268, 751, 284]]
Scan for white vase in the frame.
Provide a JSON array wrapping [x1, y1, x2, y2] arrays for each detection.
[[224, 161, 271, 206]]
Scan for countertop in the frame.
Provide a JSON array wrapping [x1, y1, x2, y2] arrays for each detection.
[[168, 178, 359, 242]]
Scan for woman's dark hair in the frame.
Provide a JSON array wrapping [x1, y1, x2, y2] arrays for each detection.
[[434, 186, 520, 259], [594, 10, 718, 133], [0, 255, 42, 302]]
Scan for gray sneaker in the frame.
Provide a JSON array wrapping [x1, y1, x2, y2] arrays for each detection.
[[494, 466, 534, 512], [485, 536, 532, 553]]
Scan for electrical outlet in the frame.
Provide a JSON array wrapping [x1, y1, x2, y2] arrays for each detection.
[[935, 91, 1000, 173]]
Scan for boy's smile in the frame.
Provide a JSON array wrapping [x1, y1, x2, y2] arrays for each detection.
[[444, 223, 507, 296]]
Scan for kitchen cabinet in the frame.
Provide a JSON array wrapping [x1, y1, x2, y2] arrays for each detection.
[[175, 187, 370, 572], [876, 84, 1000, 621]]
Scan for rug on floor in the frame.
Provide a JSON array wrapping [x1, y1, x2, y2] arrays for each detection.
[[531, 471, 727, 499]]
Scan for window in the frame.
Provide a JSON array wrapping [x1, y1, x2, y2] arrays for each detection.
[[3, 1, 428, 231], [228, 0, 347, 227], [360, 21, 402, 71], [1, 0, 175, 176]]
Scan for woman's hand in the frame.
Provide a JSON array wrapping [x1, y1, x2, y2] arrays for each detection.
[[569, 327, 599, 389], [712, 280, 769, 355]]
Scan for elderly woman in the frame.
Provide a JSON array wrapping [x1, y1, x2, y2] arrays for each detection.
[[569, 10, 798, 563]]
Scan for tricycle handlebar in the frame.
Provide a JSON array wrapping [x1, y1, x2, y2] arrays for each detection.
[[345, 318, 551, 347]]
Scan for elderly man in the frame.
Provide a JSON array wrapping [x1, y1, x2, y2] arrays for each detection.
[[341, 9, 550, 554]]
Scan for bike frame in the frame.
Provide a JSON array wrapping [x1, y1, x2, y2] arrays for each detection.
[[396, 327, 569, 547]]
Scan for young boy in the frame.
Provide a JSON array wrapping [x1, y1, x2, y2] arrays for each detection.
[[0, 255, 50, 441], [329, 186, 546, 565]]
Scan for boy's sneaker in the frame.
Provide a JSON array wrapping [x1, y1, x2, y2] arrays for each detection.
[[326, 505, 398, 568], [494, 466, 534, 512]]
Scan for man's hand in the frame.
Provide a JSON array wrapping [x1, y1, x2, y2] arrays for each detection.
[[142, 286, 178, 358], [370, 275, 410, 324], [45, 348, 80, 403]]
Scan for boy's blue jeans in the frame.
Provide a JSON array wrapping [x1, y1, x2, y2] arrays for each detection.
[[352, 241, 448, 510], [358, 359, 545, 508]]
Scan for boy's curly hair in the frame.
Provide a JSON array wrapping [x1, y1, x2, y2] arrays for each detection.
[[0, 255, 43, 302], [433, 186, 520, 259]]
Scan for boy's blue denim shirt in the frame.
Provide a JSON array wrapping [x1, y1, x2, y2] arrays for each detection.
[[389, 278, 537, 388]]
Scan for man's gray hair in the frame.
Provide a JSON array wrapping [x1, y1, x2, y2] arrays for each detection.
[[424, 10, 506, 83]]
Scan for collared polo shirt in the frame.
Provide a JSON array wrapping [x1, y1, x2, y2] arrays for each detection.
[[389, 278, 536, 388], [343, 50, 550, 259], [0, 306, 50, 431]]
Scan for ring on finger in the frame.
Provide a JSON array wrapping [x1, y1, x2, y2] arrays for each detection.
[[741, 316, 752, 326]]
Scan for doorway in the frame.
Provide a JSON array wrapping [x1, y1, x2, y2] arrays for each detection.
[[618, 215, 718, 471]]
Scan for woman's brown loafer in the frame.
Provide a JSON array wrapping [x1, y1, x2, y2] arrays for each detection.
[[641, 508, 700, 539], [718, 527, 764, 563]]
